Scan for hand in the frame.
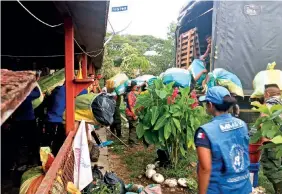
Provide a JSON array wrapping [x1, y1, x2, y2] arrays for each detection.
[[200, 56, 205, 61], [202, 69, 208, 73], [133, 116, 138, 120]]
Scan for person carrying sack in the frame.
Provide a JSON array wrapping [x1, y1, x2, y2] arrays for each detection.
[[124, 80, 142, 146]]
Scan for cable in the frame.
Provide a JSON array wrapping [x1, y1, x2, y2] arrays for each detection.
[[108, 20, 116, 35], [1, 49, 104, 58], [17, 0, 63, 28]]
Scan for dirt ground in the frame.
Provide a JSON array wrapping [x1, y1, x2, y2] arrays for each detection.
[[108, 142, 189, 194]]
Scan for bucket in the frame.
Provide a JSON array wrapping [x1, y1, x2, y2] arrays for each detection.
[[249, 144, 262, 163]]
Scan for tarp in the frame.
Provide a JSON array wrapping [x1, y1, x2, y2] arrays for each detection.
[[212, 1, 282, 95]]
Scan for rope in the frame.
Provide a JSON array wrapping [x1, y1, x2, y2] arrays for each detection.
[[17, 0, 63, 28]]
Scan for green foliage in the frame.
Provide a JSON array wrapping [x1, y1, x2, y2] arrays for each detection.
[[102, 22, 177, 79], [250, 102, 282, 158], [135, 79, 211, 167]]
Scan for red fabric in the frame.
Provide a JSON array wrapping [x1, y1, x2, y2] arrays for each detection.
[[126, 91, 136, 117]]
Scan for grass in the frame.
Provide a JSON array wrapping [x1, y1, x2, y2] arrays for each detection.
[[124, 149, 156, 179], [159, 150, 197, 179]]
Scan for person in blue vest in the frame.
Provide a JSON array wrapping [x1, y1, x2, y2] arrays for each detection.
[[11, 86, 41, 167], [195, 86, 252, 194], [44, 83, 87, 155]]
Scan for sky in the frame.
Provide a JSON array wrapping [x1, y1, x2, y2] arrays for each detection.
[[108, 0, 188, 39]]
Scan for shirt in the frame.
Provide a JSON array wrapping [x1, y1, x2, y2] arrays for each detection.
[[125, 91, 137, 117], [13, 87, 41, 121]]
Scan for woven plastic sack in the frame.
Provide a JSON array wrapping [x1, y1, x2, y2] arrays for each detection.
[[106, 73, 129, 89], [115, 80, 130, 95], [140, 184, 162, 194], [20, 167, 43, 194], [163, 68, 191, 88], [251, 62, 282, 99], [189, 59, 207, 85], [208, 68, 244, 97], [133, 75, 157, 86]]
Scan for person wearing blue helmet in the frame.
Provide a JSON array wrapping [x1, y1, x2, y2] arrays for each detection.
[[195, 86, 252, 194]]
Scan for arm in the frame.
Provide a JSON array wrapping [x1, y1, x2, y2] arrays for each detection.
[[28, 86, 41, 100], [201, 44, 211, 60], [194, 69, 208, 82], [197, 147, 212, 194]]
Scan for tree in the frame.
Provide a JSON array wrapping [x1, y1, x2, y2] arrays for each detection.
[[102, 21, 177, 78], [120, 44, 150, 78]]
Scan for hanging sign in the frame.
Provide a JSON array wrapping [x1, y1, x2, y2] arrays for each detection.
[[112, 6, 128, 12]]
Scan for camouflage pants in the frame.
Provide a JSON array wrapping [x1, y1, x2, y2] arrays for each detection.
[[126, 117, 138, 144], [261, 148, 282, 193]]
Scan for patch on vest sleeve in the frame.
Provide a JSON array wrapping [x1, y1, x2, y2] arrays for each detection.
[[219, 120, 244, 132]]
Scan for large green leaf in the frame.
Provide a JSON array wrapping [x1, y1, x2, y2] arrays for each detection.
[[170, 104, 181, 114], [172, 111, 182, 117], [154, 79, 163, 90], [143, 111, 152, 126], [260, 142, 277, 150], [155, 89, 167, 99], [164, 123, 172, 140], [186, 126, 193, 141], [179, 144, 187, 157], [154, 114, 168, 131], [151, 106, 160, 126], [171, 120, 176, 136], [136, 123, 145, 138], [250, 131, 262, 144], [272, 135, 282, 144], [144, 131, 154, 144], [173, 118, 181, 132], [158, 128, 165, 142], [270, 109, 282, 120], [261, 121, 274, 136], [179, 87, 190, 96], [190, 115, 195, 130], [270, 104, 282, 113], [266, 125, 280, 139]]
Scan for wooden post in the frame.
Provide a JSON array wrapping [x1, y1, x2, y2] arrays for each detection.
[[64, 17, 75, 135], [82, 54, 87, 78]]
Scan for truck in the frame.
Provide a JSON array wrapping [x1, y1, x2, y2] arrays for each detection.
[[175, 1, 282, 122]]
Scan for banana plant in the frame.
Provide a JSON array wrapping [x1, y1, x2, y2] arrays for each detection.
[[135, 79, 211, 167]]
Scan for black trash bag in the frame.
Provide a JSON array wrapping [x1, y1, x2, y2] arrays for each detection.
[[92, 165, 103, 180], [91, 93, 116, 126], [156, 149, 171, 168], [104, 172, 126, 194]]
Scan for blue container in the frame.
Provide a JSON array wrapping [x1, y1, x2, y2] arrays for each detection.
[[249, 163, 260, 188]]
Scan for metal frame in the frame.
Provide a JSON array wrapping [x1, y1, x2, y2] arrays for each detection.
[[36, 17, 96, 193]]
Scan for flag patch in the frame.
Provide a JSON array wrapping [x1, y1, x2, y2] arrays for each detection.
[[197, 132, 205, 139]]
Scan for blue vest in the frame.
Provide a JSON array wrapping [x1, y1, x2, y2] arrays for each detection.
[[47, 87, 88, 123], [200, 114, 252, 194]]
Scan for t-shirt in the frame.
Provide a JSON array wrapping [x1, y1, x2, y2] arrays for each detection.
[[194, 128, 211, 149]]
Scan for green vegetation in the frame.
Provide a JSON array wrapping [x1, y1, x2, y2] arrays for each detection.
[[135, 79, 210, 167], [100, 22, 177, 80], [250, 102, 282, 158]]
